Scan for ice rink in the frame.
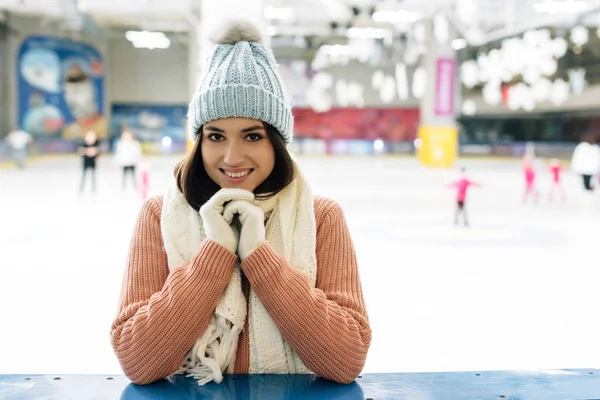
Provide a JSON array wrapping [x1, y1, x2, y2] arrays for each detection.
[[1, 155, 599, 376]]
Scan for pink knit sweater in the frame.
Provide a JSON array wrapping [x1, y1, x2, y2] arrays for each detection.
[[110, 196, 371, 385]]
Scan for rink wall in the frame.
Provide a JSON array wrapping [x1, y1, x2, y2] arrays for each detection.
[[289, 138, 577, 158], [0, 138, 577, 164]]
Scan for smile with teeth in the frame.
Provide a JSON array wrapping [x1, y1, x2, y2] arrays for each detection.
[[222, 169, 253, 178]]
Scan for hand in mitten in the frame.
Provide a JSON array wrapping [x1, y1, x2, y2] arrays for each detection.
[[199, 189, 254, 253], [223, 200, 266, 261]]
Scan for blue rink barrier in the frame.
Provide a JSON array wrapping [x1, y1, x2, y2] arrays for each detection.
[[2, 370, 599, 399]]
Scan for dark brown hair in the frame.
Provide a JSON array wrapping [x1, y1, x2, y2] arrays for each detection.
[[175, 122, 296, 211]]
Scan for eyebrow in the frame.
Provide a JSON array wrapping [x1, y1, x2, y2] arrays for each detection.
[[204, 125, 264, 133]]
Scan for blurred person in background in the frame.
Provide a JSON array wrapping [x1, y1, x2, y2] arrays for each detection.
[[114, 130, 142, 191], [78, 130, 100, 193], [548, 158, 566, 203], [448, 167, 481, 227], [571, 134, 600, 192], [137, 159, 150, 200], [522, 142, 539, 204], [110, 20, 370, 387], [5, 127, 33, 169]]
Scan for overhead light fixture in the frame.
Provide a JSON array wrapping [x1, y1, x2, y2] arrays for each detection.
[[321, 44, 351, 56], [264, 6, 293, 20], [533, 0, 588, 14], [346, 27, 389, 39], [372, 10, 421, 24], [125, 31, 171, 49], [462, 100, 477, 116], [451, 38, 467, 50], [570, 25, 589, 45]]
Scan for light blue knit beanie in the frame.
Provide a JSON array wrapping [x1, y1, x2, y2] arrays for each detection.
[[188, 20, 293, 143]]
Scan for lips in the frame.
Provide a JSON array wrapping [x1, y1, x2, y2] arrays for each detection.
[[222, 169, 252, 178], [220, 168, 254, 183]]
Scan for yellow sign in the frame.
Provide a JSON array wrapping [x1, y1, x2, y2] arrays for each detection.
[[417, 126, 458, 168]]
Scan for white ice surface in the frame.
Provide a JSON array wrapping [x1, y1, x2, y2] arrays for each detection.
[[0, 155, 599, 375]]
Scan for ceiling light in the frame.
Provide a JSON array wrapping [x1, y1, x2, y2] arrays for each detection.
[[264, 6, 293, 20], [125, 31, 171, 50], [372, 10, 421, 24], [570, 25, 589, 46], [321, 44, 350, 56], [462, 100, 477, 116], [346, 27, 389, 39], [451, 38, 467, 50], [533, 0, 588, 14]]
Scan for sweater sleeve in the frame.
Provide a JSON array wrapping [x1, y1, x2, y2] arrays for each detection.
[[240, 199, 371, 384], [110, 198, 238, 385]]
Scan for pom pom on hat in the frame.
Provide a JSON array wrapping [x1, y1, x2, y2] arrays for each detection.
[[210, 19, 264, 45]]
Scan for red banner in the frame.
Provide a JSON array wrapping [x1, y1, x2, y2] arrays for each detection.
[[292, 108, 420, 142]]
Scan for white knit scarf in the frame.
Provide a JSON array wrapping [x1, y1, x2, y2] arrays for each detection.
[[160, 165, 317, 386]]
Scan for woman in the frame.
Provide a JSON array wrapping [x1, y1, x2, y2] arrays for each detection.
[[110, 20, 371, 387], [571, 134, 600, 191], [522, 142, 539, 204], [78, 130, 100, 193], [114, 130, 142, 190]]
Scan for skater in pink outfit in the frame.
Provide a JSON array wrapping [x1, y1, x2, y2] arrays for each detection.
[[448, 167, 481, 227], [548, 158, 566, 203], [137, 160, 150, 200], [522, 148, 539, 204]]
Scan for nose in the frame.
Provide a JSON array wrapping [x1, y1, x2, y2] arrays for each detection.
[[223, 141, 245, 166]]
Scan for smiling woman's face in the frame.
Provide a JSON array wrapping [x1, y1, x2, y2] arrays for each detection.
[[200, 117, 275, 192]]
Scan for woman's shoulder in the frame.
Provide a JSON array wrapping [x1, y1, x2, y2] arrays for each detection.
[[313, 196, 345, 225], [139, 195, 164, 220]]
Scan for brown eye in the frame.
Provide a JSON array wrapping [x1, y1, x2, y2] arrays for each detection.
[[207, 133, 224, 141], [246, 133, 263, 142]]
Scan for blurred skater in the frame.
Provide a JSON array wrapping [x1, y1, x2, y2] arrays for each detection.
[[114, 130, 142, 191], [448, 167, 481, 227], [78, 130, 100, 193], [5, 128, 32, 169], [571, 134, 600, 192], [548, 158, 566, 203], [522, 143, 539, 204], [137, 160, 150, 200]]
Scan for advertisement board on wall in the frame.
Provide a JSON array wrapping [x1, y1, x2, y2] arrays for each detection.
[[293, 108, 420, 142], [434, 58, 456, 118], [111, 104, 187, 142], [17, 35, 106, 140]]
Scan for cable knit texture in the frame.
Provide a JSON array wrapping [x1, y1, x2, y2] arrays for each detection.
[[160, 169, 317, 385], [187, 24, 294, 143], [110, 195, 371, 385]]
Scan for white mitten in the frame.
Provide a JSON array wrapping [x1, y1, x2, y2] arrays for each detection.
[[199, 189, 254, 253], [223, 200, 266, 261]]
